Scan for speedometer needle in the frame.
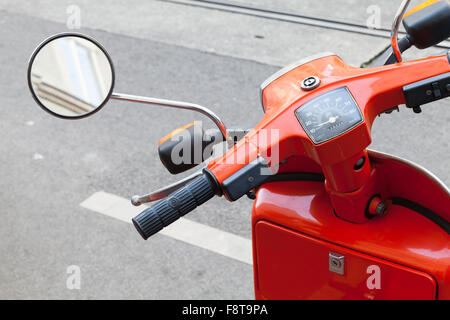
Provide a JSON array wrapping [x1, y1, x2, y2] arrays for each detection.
[[315, 116, 339, 127]]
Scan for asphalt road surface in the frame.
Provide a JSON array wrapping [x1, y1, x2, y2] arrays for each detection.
[[0, 0, 448, 299]]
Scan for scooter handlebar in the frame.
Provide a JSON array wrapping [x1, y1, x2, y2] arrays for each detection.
[[132, 173, 217, 240]]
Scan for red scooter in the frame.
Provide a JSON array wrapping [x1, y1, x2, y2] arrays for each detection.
[[28, 0, 450, 299]]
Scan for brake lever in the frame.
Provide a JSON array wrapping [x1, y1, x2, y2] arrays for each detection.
[[131, 169, 204, 206]]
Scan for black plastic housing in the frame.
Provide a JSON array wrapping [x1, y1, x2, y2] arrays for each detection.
[[403, 1, 450, 49], [158, 122, 215, 175], [403, 72, 450, 110], [222, 157, 271, 201]]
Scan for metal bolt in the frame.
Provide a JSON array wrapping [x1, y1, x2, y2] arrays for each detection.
[[354, 157, 366, 170], [368, 196, 388, 217], [304, 78, 316, 86], [248, 176, 255, 183], [426, 90, 432, 96], [375, 202, 388, 216], [446, 84, 450, 92], [301, 76, 320, 91]]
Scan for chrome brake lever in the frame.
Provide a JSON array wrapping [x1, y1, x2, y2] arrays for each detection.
[[131, 170, 204, 206]]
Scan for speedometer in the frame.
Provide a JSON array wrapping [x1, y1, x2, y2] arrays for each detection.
[[295, 87, 363, 144]]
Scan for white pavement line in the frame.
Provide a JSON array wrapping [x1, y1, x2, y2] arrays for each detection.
[[80, 191, 253, 265]]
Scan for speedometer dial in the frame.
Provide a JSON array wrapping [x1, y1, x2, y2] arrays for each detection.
[[295, 87, 363, 144]]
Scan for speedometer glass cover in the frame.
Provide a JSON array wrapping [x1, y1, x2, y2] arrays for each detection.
[[295, 87, 363, 144]]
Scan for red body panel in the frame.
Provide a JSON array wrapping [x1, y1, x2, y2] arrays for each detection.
[[252, 151, 450, 300], [255, 221, 437, 300]]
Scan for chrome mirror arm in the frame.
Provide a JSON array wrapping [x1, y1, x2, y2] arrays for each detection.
[[110, 92, 229, 142], [391, 0, 411, 63]]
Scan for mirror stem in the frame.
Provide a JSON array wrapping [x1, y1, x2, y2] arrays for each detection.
[[391, 0, 411, 63], [110, 92, 229, 142]]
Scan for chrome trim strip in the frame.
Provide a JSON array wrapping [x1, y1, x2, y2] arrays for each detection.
[[259, 52, 336, 111], [111, 92, 229, 141], [368, 149, 450, 195]]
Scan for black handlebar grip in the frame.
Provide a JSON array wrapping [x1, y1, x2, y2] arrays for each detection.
[[132, 174, 216, 240]]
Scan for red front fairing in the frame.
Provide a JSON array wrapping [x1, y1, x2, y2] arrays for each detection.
[[252, 151, 450, 300]]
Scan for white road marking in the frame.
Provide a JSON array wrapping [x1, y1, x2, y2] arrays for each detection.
[[33, 153, 44, 160], [80, 191, 253, 265]]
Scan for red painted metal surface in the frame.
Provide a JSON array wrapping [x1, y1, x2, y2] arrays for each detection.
[[251, 152, 450, 300], [207, 53, 450, 223], [255, 221, 437, 300]]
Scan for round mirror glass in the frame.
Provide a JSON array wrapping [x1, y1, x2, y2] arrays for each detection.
[[28, 33, 114, 119]]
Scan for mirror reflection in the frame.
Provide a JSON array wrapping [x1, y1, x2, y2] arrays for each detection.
[[29, 35, 114, 118]]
